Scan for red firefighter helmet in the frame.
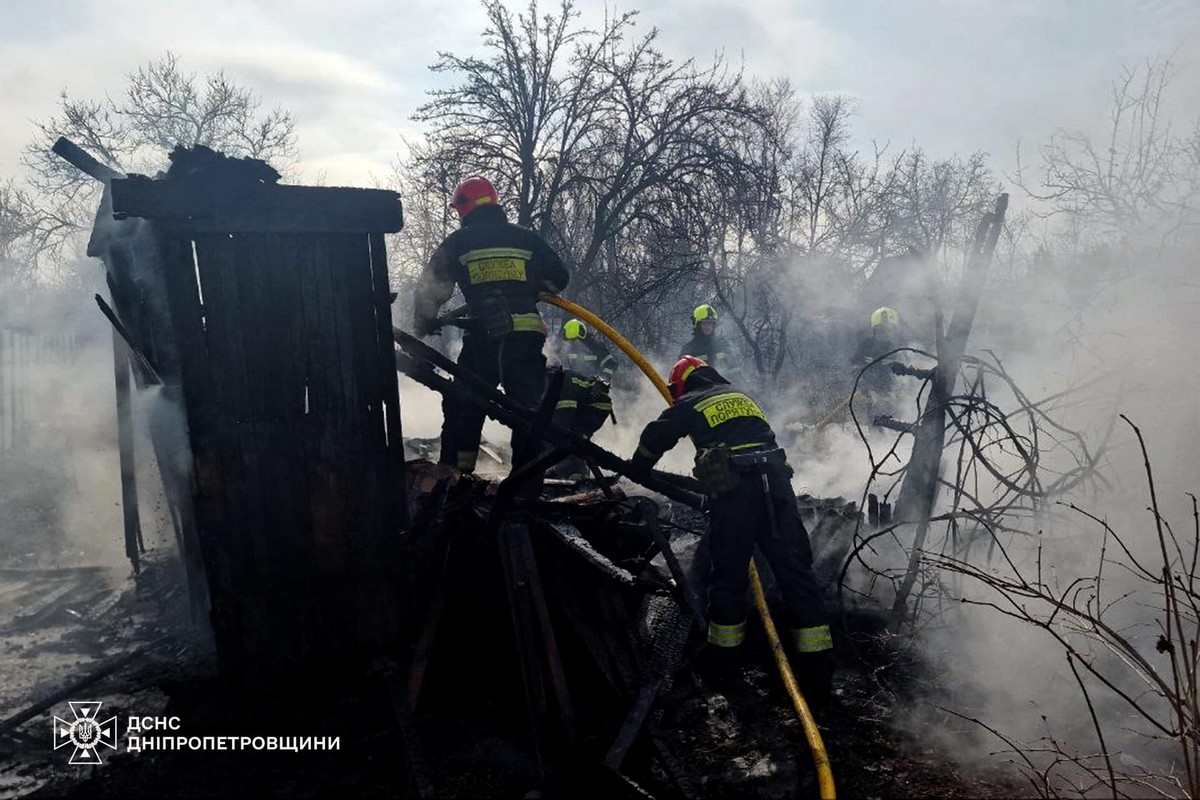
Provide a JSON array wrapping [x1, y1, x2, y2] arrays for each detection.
[[668, 355, 707, 400], [449, 176, 500, 219]]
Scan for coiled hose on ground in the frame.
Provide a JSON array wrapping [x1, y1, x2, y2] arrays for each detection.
[[539, 292, 836, 799]]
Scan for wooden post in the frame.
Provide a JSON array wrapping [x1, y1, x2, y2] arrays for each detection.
[[111, 330, 142, 574]]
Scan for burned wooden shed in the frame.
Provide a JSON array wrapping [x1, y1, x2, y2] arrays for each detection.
[[81, 143, 407, 679]]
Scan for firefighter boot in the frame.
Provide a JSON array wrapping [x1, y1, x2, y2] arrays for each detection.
[[791, 650, 835, 710], [692, 642, 746, 693]]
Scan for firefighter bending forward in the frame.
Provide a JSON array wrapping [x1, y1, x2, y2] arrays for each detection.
[[629, 356, 835, 700], [412, 176, 570, 472]]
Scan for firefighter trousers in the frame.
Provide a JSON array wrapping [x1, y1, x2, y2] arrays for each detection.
[[704, 468, 829, 646], [439, 332, 548, 472]]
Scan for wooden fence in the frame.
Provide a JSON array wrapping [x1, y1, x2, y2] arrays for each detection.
[[0, 328, 80, 453]]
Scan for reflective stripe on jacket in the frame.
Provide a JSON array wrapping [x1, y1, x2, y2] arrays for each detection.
[[632, 382, 778, 470], [413, 204, 569, 334]]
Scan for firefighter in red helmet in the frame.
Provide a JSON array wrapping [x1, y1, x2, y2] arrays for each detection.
[[412, 176, 570, 473], [630, 356, 834, 701]]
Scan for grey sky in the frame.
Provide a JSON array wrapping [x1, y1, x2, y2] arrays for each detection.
[[2, 0, 1198, 188]]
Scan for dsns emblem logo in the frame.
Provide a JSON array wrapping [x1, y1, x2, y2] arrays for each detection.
[[53, 701, 118, 764]]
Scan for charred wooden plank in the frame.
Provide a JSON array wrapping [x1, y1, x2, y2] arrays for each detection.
[[110, 176, 403, 233], [111, 330, 143, 574], [0, 648, 149, 736], [515, 523, 577, 745], [51, 137, 123, 183], [498, 522, 556, 778], [548, 569, 628, 694], [96, 293, 162, 385], [269, 235, 326, 660], [157, 228, 247, 670], [247, 234, 316, 664], [603, 676, 664, 770], [369, 231, 406, 532], [403, 477, 455, 709], [406, 558, 452, 709], [631, 499, 705, 633], [382, 670, 436, 800], [540, 522, 639, 587], [204, 233, 266, 670], [331, 233, 404, 649]]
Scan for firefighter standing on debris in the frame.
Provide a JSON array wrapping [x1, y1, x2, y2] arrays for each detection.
[[412, 176, 569, 472], [628, 355, 834, 700]]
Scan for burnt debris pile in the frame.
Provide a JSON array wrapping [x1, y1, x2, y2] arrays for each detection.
[[396, 458, 862, 798]]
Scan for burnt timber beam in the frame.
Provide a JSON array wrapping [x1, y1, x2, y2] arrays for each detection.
[[381, 667, 437, 800], [489, 368, 567, 528], [406, 479, 454, 709], [51, 137, 123, 183], [508, 522, 577, 745], [498, 521, 558, 785], [109, 175, 404, 234], [632, 498, 706, 633], [111, 333, 143, 574], [96, 294, 163, 385], [603, 676, 665, 771]]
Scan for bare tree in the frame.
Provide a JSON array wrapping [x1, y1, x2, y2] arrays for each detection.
[[1016, 58, 1200, 247], [409, 0, 768, 324], [931, 417, 1199, 799], [892, 149, 996, 266], [15, 51, 296, 273], [413, 0, 627, 231], [0, 182, 39, 281], [382, 148, 461, 326]]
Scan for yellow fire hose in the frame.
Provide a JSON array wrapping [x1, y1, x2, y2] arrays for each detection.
[[539, 293, 836, 799]]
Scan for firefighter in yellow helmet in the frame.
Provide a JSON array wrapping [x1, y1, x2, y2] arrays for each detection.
[[559, 318, 617, 383], [550, 319, 617, 481], [852, 306, 902, 412], [678, 304, 732, 372]]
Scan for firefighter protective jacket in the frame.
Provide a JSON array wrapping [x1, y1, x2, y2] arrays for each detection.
[[560, 336, 616, 382], [631, 381, 779, 471], [555, 370, 614, 420], [852, 331, 899, 366], [412, 205, 569, 336], [678, 331, 732, 370]]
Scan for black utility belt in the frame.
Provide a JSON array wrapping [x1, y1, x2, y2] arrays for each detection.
[[727, 448, 787, 473]]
